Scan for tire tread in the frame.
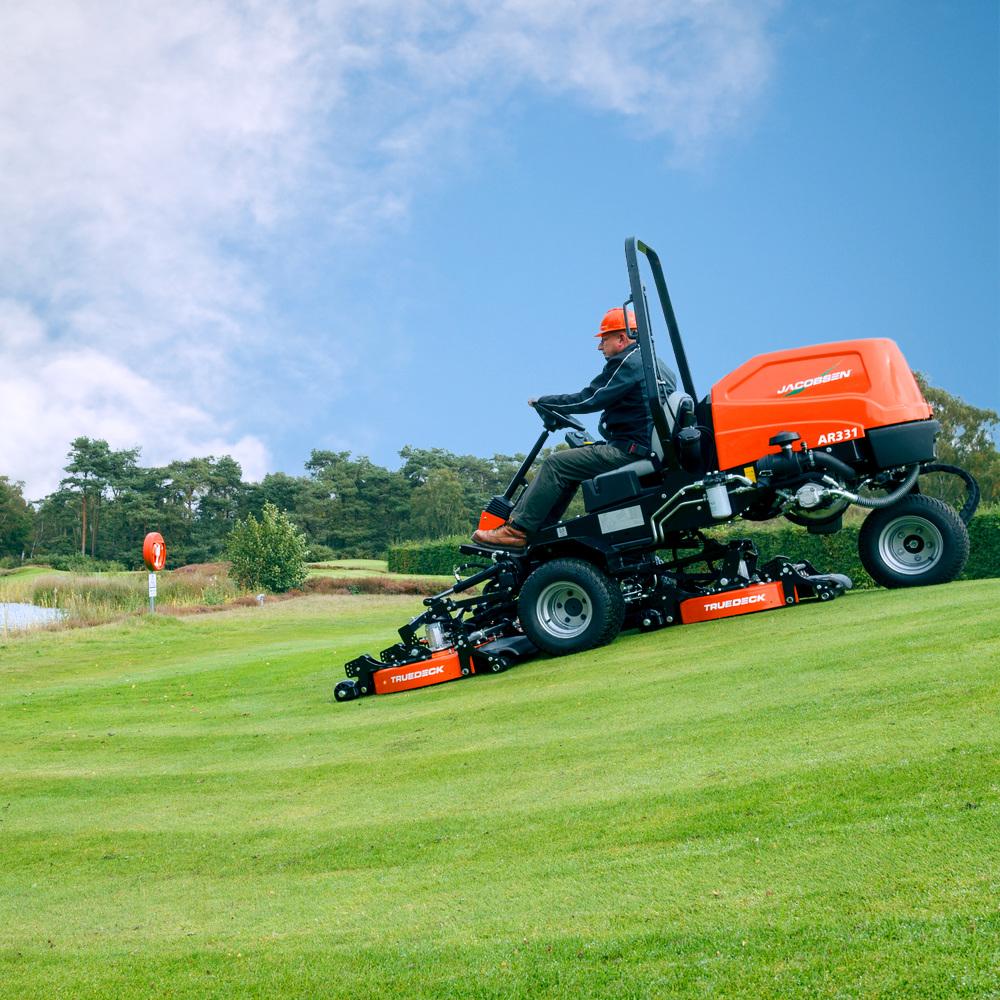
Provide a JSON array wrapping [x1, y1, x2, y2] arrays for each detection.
[[518, 558, 625, 655], [858, 494, 969, 588]]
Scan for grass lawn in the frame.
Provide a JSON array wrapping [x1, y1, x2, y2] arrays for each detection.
[[0, 581, 997, 998], [305, 560, 455, 589], [306, 558, 391, 577], [0, 566, 72, 584]]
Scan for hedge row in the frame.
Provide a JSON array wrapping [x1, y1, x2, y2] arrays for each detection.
[[707, 508, 998, 589], [967, 509, 1000, 579], [388, 510, 999, 588], [388, 537, 470, 575]]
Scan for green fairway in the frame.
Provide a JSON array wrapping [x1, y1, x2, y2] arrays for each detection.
[[305, 559, 455, 589], [306, 558, 391, 577], [0, 565, 71, 584], [1, 582, 997, 998]]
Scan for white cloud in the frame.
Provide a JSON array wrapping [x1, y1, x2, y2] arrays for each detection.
[[0, 0, 777, 497], [0, 303, 269, 498]]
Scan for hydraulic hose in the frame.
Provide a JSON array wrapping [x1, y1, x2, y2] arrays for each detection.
[[921, 463, 980, 524], [827, 464, 921, 509], [808, 450, 860, 482]]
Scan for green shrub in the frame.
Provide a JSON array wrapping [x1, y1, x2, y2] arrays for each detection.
[[226, 502, 308, 593], [305, 543, 338, 563], [387, 537, 468, 575], [200, 583, 228, 606], [45, 554, 126, 573]]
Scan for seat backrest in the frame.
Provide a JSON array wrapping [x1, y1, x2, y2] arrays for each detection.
[[650, 390, 694, 460]]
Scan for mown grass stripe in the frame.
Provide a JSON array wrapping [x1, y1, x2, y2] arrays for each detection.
[[0, 581, 997, 997]]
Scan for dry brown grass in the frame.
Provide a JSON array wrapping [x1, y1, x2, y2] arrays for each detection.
[[0, 563, 462, 636], [158, 594, 268, 616], [171, 561, 231, 576]]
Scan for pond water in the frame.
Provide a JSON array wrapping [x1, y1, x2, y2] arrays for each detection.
[[0, 602, 67, 631]]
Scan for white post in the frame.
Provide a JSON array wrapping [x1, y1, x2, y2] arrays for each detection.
[[148, 571, 157, 613]]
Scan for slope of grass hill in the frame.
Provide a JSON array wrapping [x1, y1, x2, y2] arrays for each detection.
[[0, 580, 997, 998]]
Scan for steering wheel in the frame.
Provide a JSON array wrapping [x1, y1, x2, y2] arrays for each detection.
[[532, 401, 585, 434]]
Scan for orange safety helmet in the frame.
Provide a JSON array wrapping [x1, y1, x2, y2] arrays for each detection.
[[596, 307, 638, 337]]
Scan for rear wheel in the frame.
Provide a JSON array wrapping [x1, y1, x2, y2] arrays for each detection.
[[517, 558, 625, 655], [858, 495, 969, 588]]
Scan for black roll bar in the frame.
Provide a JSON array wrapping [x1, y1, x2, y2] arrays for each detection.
[[624, 238, 698, 443]]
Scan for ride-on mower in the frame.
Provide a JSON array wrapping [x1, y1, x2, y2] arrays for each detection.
[[334, 238, 978, 702]]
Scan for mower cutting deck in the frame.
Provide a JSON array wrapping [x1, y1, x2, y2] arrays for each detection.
[[333, 236, 976, 703], [334, 539, 851, 701]]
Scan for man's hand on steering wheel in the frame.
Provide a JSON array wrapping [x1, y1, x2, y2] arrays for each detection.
[[531, 400, 585, 433]]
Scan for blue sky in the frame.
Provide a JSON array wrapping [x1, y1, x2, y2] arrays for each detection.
[[1, 0, 996, 498]]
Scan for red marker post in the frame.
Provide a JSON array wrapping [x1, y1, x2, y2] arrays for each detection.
[[143, 532, 167, 613]]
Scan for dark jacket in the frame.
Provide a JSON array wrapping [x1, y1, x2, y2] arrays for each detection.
[[537, 346, 677, 456]]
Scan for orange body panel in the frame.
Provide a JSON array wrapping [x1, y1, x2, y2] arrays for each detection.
[[478, 510, 506, 531], [680, 580, 788, 624], [372, 649, 466, 694], [711, 338, 932, 471]]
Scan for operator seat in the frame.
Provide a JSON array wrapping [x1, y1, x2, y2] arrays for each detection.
[[580, 390, 695, 513], [605, 390, 695, 477]]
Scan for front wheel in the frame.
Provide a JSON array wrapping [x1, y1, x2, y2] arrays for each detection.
[[517, 558, 625, 655], [858, 495, 969, 588]]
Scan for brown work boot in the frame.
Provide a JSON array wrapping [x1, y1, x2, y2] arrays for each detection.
[[471, 523, 528, 550]]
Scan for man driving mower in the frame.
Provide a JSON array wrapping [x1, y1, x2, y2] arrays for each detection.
[[472, 307, 677, 550]]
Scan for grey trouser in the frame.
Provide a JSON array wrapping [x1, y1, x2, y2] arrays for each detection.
[[511, 443, 635, 534]]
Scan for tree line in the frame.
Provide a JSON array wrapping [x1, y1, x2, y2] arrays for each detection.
[[0, 440, 534, 567], [1, 377, 997, 568]]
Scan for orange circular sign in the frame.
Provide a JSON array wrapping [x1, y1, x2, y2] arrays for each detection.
[[143, 532, 167, 571]]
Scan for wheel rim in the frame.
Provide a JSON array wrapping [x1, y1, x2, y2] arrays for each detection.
[[536, 582, 593, 639], [877, 514, 944, 575]]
